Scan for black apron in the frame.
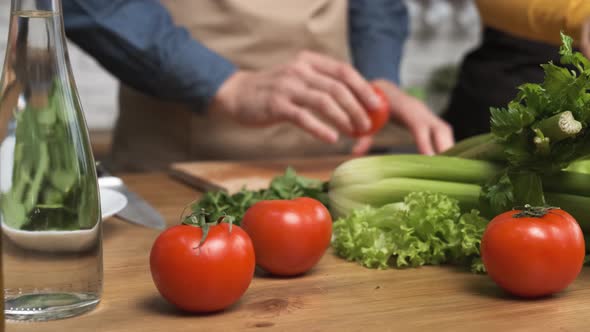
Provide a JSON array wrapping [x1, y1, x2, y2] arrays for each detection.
[[443, 27, 561, 140]]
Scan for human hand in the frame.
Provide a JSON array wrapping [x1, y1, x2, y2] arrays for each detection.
[[582, 18, 590, 59], [211, 51, 382, 144], [371, 79, 454, 155]]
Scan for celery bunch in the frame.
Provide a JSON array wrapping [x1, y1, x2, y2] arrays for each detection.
[[446, 33, 590, 212], [329, 154, 590, 231]]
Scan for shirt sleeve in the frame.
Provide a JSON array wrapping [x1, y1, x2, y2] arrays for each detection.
[[476, 0, 590, 45], [62, 0, 236, 109], [348, 0, 409, 84]]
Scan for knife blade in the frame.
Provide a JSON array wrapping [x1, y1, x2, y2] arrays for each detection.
[[97, 171, 166, 230]]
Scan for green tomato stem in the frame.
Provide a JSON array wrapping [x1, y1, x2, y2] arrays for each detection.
[[512, 204, 559, 218], [182, 210, 235, 248]]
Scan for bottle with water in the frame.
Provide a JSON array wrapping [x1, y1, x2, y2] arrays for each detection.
[[0, 0, 103, 322]]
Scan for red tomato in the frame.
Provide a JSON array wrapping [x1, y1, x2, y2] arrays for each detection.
[[352, 84, 390, 137], [241, 197, 332, 276], [150, 222, 255, 312], [481, 207, 585, 298]]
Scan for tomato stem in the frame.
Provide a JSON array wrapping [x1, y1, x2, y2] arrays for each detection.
[[179, 200, 198, 225], [182, 210, 236, 247], [512, 204, 560, 218]]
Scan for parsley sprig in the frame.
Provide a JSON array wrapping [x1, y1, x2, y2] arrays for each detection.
[[184, 167, 328, 225]]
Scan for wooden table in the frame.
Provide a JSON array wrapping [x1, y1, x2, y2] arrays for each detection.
[[7, 168, 590, 332]]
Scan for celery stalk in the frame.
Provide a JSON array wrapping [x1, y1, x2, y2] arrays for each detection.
[[456, 141, 505, 161], [329, 178, 483, 218], [440, 133, 493, 156], [330, 155, 590, 198], [533, 111, 582, 142], [543, 171, 590, 197], [544, 192, 590, 231], [330, 155, 501, 188], [330, 181, 590, 232]]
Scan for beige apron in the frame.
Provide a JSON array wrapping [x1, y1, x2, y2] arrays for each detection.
[[110, 0, 355, 172]]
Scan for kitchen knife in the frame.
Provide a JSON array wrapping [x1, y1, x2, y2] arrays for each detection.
[[97, 164, 166, 230]]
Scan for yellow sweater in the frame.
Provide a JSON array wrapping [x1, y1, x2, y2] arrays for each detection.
[[476, 0, 590, 45]]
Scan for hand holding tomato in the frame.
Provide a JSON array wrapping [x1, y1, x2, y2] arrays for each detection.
[[352, 85, 390, 138], [369, 79, 454, 155], [481, 206, 585, 298], [242, 197, 332, 276], [212, 51, 384, 144], [150, 216, 255, 312]]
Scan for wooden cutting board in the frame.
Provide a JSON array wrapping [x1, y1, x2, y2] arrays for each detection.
[[169, 156, 349, 193]]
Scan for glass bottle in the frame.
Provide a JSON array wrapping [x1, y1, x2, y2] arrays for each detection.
[[0, 0, 103, 322], [0, 235, 4, 331]]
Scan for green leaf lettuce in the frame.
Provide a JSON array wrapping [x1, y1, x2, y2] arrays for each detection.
[[332, 192, 488, 273]]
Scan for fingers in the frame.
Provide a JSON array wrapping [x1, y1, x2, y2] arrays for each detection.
[[351, 136, 373, 156], [291, 63, 370, 133], [432, 123, 455, 152], [271, 96, 339, 143], [412, 121, 455, 155], [377, 81, 454, 155], [411, 120, 454, 155], [296, 90, 355, 134], [217, 67, 366, 143], [276, 72, 355, 135], [412, 128, 435, 155], [410, 121, 455, 155], [582, 19, 590, 58], [298, 51, 381, 111]]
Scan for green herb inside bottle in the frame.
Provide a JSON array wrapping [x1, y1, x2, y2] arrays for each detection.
[[0, 82, 98, 231]]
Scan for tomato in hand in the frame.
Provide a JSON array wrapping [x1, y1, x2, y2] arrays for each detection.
[[150, 219, 255, 312], [353, 84, 390, 137], [241, 197, 332, 276], [481, 206, 585, 298]]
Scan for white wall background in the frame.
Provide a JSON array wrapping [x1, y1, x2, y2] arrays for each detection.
[[0, 0, 481, 130]]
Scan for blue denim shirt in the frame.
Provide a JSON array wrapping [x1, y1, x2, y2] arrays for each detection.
[[62, 0, 409, 111]]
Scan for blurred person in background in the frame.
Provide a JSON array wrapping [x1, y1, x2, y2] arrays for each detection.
[[62, 0, 454, 172], [443, 0, 590, 141], [477, 0, 590, 59], [476, 0, 590, 48]]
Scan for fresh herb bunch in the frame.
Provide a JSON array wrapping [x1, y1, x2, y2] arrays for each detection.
[[185, 167, 328, 225], [483, 33, 590, 211]]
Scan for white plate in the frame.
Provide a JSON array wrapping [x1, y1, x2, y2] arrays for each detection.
[[2, 188, 128, 253]]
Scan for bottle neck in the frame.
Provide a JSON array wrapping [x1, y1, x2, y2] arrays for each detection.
[[12, 0, 61, 13], [5, 0, 71, 109]]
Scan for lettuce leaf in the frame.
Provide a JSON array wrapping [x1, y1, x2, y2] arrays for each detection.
[[332, 192, 488, 273]]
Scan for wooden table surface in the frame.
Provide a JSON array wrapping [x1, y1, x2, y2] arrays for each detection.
[[7, 166, 590, 332]]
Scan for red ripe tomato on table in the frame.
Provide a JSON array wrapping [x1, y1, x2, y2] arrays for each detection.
[[481, 206, 585, 298], [242, 197, 332, 276], [150, 218, 255, 312]]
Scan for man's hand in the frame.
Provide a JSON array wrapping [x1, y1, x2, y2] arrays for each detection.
[[373, 79, 454, 155], [582, 18, 590, 59], [212, 51, 381, 144], [212, 51, 454, 156]]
